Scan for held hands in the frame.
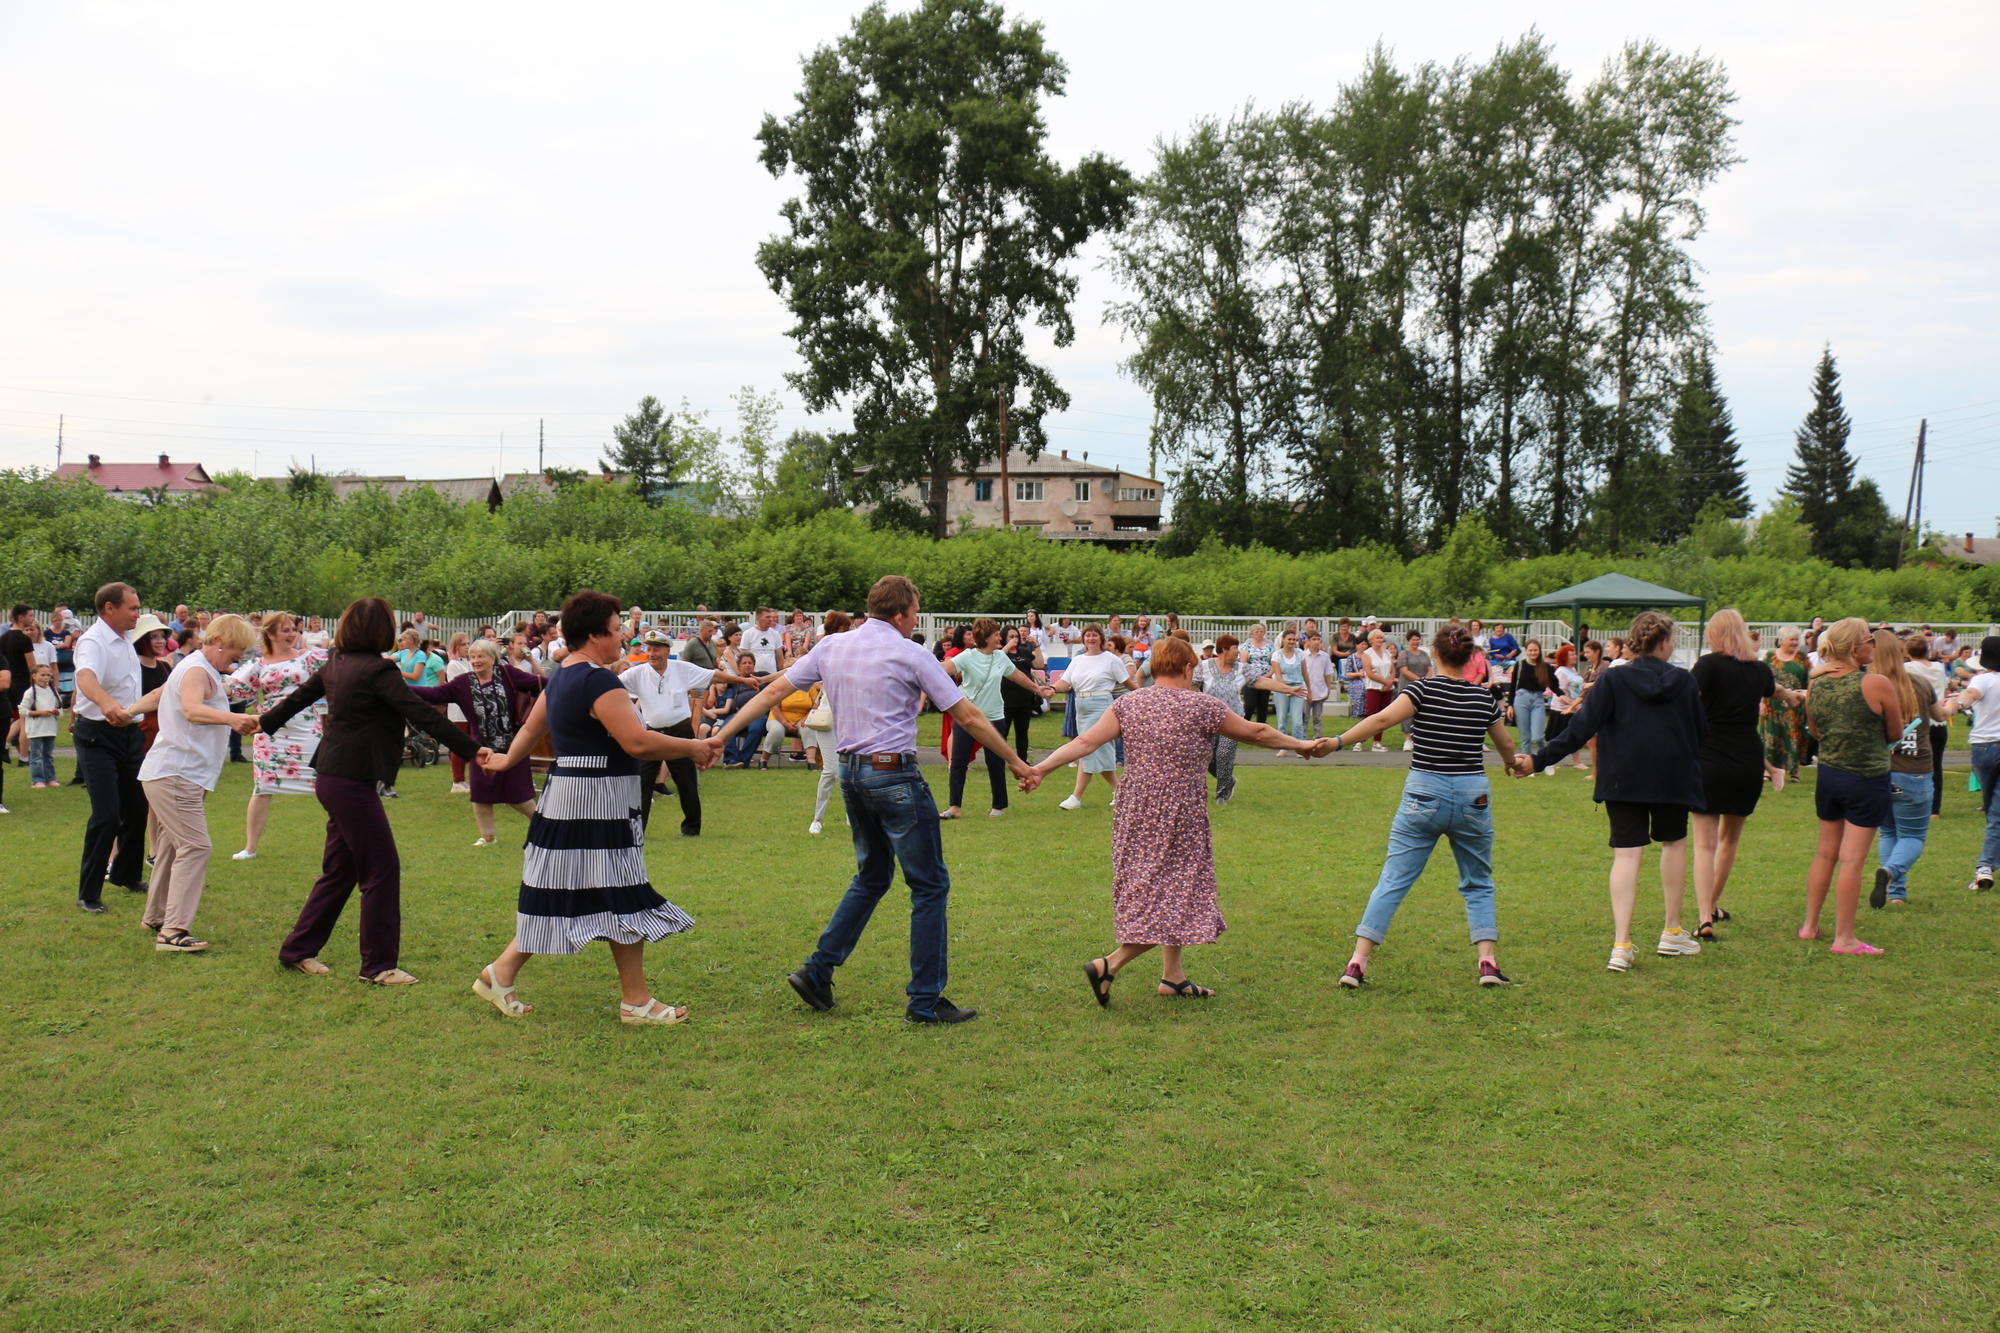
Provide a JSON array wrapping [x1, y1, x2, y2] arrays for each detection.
[[1305, 737, 1339, 759], [480, 748, 517, 774], [1010, 758, 1043, 794], [693, 737, 725, 771], [1510, 753, 1535, 778], [229, 712, 262, 736], [104, 703, 132, 728]]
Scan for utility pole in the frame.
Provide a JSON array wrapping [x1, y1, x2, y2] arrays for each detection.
[[55, 413, 63, 470], [1897, 419, 1924, 568], [997, 388, 1012, 529], [1911, 418, 1927, 558], [538, 418, 545, 475]]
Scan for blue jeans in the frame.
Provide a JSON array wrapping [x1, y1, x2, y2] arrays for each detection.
[[1973, 742, 2000, 870], [1273, 690, 1304, 739], [804, 758, 951, 1012], [29, 735, 56, 785], [724, 718, 765, 766], [1878, 772, 1932, 900], [1513, 690, 1547, 750], [1356, 769, 1499, 944]]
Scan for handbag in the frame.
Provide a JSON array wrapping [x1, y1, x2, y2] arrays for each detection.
[[803, 687, 832, 731]]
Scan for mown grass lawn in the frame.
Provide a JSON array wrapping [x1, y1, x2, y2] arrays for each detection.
[[3, 717, 1995, 1331]]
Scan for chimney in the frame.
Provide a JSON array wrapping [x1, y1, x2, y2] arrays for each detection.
[[158, 453, 170, 467], [87, 453, 101, 468], [1060, 449, 1068, 459], [1969, 533, 1977, 553]]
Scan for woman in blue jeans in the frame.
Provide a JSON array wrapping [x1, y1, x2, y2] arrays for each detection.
[[1940, 635, 2000, 891], [1509, 638, 1556, 753], [1268, 628, 1309, 740], [1872, 631, 1938, 906], [710, 653, 766, 767], [1326, 627, 1523, 988]]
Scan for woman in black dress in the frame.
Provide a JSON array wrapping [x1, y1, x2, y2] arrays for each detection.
[[1690, 609, 1796, 936]]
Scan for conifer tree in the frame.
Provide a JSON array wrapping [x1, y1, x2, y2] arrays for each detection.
[[1666, 349, 1748, 536], [1783, 346, 1891, 566]]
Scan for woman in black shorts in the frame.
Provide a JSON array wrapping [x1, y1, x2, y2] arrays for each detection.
[[1689, 610, 1799, 937], [1799, 617, 1903, 956], [1517, 611, 1707, 972]]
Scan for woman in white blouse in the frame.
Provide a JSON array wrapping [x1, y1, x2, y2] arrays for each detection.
[[1050, 625, 1137, 810]]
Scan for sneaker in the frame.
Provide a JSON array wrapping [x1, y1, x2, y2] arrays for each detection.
[[231, 849, 256, 861], [1107, 796, 1116, 809], [472, 836, 496, 847], [1656, 929, 1702, 957], [1401, 738, 1413, 752], [1338, 962, 1366, 988], [1973, 867, 1994, 893], [1606, 945, 1636, 972], [1477, 960, 1511, 986], [906, 998, 978, 1025], [449, 782, 470, 795], [1869, 867, 1889, 910], [0, 805, 9, 815], [1058, 795, 1082, 811], [1372, 742, 1386, 753], [808, 820, 823, 835]]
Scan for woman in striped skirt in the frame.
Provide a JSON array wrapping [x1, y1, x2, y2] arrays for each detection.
[[473, 590, 715, 1025]]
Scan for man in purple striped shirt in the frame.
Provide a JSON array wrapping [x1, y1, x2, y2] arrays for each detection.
[[708, 575, 1038, 1024]]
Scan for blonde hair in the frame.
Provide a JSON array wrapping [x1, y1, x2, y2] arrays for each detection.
[[1869, 629, 1919, 718], [260, 611, 296, 656], [203, 613, 256, 655], [1818, 616, 1870, 665], [1705, 608, 1756, 662], [1627, 611, 1676, 658], [449, 631, 470, 656]]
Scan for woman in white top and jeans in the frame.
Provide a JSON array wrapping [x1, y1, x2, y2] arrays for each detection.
[[1051, 625, 1136, 810], [1941, 635, 2000, 890], [137, 614, 261, 953]]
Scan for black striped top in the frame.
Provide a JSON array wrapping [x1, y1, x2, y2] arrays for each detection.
[[1402, 676, 1502, 775]]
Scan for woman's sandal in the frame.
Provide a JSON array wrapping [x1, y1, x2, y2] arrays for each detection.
[[1695, 920, 1717, 941], [1713, 907, 1732, 922], [362, 968, 419, 986], [472, 968, 532, 1017], [288, 957, 332, 976], [619, 997, 689, 1026], [1083, 957, 1115, 1008], [1158, 978, 1215, 999], [154, 930, 208, 953]]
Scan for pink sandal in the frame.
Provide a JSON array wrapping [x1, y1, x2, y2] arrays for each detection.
[[1829, 940, 1883, 956]]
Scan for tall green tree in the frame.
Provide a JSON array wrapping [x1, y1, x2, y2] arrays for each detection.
[[755, 0, 1134, 539], [1664, 348, 1748, 536], [1783, 346, 1892, 566], [603, 395, 682, 502]]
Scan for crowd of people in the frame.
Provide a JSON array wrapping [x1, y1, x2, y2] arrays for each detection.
[[6, 583, 1997, 1021]]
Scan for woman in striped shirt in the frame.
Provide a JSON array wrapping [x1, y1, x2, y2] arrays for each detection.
[[1327, 627, 1522, 988]]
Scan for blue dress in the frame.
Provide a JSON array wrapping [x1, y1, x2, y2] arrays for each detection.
[[515, 662, 693, 955]]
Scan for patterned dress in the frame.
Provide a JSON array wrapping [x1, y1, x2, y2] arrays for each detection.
[[516, 662, 693, 955], [227, 649, 327, 796], [1762, 651, 1810, 777], [1107, 687, 1231, 946]]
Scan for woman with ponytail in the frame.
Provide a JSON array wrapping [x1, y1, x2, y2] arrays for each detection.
[[1798, 617, 1903, 954]]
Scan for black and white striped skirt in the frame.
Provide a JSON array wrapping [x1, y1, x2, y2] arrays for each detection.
[[515, 754, 694, 955]]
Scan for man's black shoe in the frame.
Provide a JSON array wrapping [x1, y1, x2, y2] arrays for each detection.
[[67, 775, 84, 786], [681, 825, 700, 837], [906, 999, 978, 1025], [115, 881, 148, 894], [77, 899, 107, 914], [787, 969, 834, 1011]]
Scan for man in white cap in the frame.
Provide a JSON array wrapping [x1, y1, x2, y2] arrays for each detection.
[[619, 628, 761, 836]]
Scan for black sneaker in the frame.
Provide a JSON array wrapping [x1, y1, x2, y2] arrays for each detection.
[[906, 998, 978, 1024], [77, 899, 107, 914], [1478, 960, 1512, 987], [1869, 867, 1889, 910], [786, 969, 834, 1012]]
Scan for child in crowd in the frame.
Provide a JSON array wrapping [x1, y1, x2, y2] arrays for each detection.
[[1302, 631, 1334, 740], [23, 664, 62, 788], [1342, 644, 1368, 719]]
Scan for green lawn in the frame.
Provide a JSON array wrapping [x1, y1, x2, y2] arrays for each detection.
[[3, 719, 1996, 1331]]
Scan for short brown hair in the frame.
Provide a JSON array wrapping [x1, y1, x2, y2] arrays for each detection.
[[95, 582, 136, 614], [969, 617, 1000, 648], [1150, 635, 1197, 678], [823, 610, 853, 635], [865, 575, 919, 620], [334, 597, 397, 655], [1214, 633, 1239, 653], [561, 590, 622, 646]]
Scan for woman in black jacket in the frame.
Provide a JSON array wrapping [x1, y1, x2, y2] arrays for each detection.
[[1517, 611, 1707, 973], [258, 597, 484, 984]]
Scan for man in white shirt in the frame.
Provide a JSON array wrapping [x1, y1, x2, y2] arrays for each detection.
[[619, 630, 759, 836], [742, 607, 786, 675], [72, 582, 163, 912]]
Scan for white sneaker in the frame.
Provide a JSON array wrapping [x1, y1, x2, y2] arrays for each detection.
[[472, 835, 496, 847], [1401, 738, 1413, 752], [1058, 795, 1082, 811], [1107, 797, 1116, 809], [808, 820, 823, 836], [1606, 945, 1636, 972], [231, 849, 257, 861], [450, 782, 471, 795], [0, 805, 9, 815], [1656, 930, 1702, 957], [1372, 742, 1387, 753], [1972, 867, 1994, 892]]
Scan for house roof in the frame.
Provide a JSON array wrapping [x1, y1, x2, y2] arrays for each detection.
[[57, 455, 218, 493], [968, 449, 1160, 483], [328, 476, 502, 507], [1929, 535, 2000, 567]]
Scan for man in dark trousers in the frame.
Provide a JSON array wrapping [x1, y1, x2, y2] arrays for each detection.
[[70, 583, 162, 911]]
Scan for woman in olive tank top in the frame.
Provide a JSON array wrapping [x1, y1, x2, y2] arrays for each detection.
[[1801, 618, 1904, 955]]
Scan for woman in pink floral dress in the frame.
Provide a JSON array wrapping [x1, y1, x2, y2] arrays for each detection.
[[226, 612, 326, 859], [1028, 637, 1332, 1003]]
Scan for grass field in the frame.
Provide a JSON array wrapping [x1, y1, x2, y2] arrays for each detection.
[[4, 715, 1997, 1331]]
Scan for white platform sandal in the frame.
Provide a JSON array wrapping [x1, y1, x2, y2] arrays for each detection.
[[619, 997, 689, 1026], [472, 968, 531, 1017]]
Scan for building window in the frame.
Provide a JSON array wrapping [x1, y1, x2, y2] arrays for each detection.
[[973, 479, 992, 502], [1012, 521, 1042, 530], [1073, 522, 1092, 532], [1073, 480, 1091, 502], [1118, 486, 1158, 502], [1014, 480, 1044, 502]]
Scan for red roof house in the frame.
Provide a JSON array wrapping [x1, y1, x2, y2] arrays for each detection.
[[56, 453, 221, 498]]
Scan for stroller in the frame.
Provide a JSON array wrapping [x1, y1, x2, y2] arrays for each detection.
[[401, 725, 441, 770]]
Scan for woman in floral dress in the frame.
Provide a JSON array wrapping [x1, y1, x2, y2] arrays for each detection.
[[227, 612, 325, 859], [1028, 636, 1330, 1004], [1762, 624, 1811, 786]]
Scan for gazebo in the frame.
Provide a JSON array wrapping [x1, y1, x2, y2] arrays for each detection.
[[1524, 573, 1706, 651]]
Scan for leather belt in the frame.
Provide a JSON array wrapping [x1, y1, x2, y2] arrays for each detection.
[[837, 751, 915, 770]]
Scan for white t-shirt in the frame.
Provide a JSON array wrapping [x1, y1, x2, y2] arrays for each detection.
[[138, 654, 231, 790], [32, 640, 56, 669], [1904, 658, 1947, 702], [620, 661, 717, 729], [1061, 650, 1128, 696], [302, 630, 331, 651], [72, 618, 143, 722], [21, 682, 60, 739], [444, 658, 472, 722], [742, 625, 785, 674], [1054, 623, 1082, 645], [1965, 671, 2000, 744]]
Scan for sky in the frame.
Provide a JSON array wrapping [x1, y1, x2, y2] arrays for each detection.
[[2, 2, 1995, 537]]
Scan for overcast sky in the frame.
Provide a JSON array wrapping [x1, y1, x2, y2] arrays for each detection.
[[2, 2, 1994, 537]]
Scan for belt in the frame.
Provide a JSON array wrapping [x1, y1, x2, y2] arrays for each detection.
[[837, 751, 917, 770]]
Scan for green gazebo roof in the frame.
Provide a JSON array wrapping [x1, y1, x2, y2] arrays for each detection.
[[1524, 573, 1705, 611]]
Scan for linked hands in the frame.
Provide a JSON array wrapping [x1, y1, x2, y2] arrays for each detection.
[[479, 748, 516, 773], [1510, 753, 1535, 778], [1011, 758, 1043, 794], [1304, 737, 1338, 759], [228, 712, 262, 736], [693, 737, 725, 771]]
